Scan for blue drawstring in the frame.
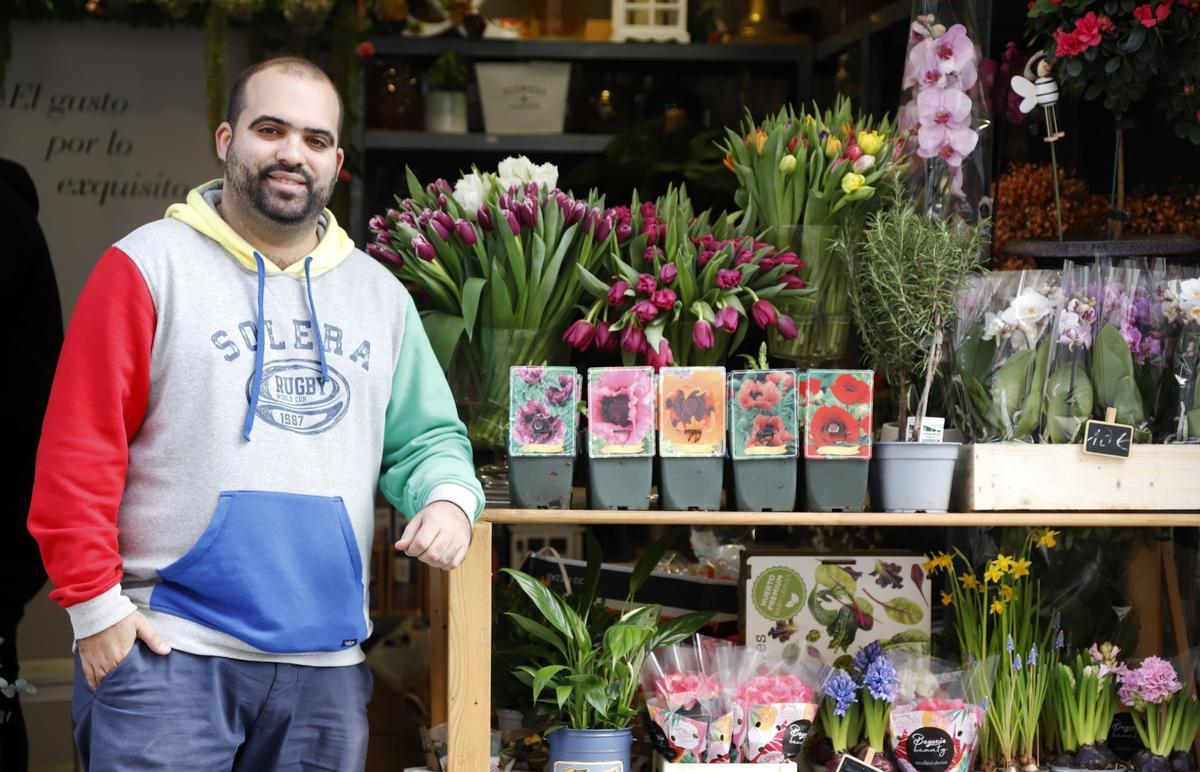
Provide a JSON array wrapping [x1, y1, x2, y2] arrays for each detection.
[[304, 256, 329, 385], [243, 251, 268, 441]]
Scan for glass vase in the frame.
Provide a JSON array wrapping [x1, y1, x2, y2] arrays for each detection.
[[766, 224, 852, 368]]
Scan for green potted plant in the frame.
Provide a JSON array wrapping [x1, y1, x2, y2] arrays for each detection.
[[425, 51, 469, 133], [500, 530, 713, 770], [1048, 644, 1122, 771], [835, 196, 986, 512]]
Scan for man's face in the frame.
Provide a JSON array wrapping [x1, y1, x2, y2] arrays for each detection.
[[216, 68, 344, 227]]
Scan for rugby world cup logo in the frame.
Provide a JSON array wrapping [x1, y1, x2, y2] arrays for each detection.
[[247, 358, 351, 434]]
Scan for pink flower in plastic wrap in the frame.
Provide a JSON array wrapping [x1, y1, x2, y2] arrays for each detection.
[[736, 674, 815, 706], [655, 672, 722, 711], [913, 697, 965, 712]]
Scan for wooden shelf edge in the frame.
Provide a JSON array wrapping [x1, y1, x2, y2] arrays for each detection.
[[481, 510, 1200, 526]]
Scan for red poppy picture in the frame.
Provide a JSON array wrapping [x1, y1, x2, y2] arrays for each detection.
[[749, 414, 795, 447], [804, 369, 874, 460], [737, 379, 781, 411], [831, 373, 871, 404], [729, 369, 799, 459]]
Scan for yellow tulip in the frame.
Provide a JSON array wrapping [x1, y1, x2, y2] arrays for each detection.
[[779, 154, 797, 175], [841, 172, 866, 194], [824, 135, 842, 159], [857, 130, 884, 156]]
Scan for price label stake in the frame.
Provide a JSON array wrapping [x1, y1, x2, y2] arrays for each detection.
[[1083, 408, 1133, 459]]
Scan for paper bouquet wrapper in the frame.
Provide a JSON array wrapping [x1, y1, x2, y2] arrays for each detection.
[[739, 702, 818, 765], [888, 703, 984, 772]]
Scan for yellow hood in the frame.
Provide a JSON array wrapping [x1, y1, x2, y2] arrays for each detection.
[[166, 179, 354, 277]]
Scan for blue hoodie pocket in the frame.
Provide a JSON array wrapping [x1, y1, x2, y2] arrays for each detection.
[[150, 490, 368, 653]]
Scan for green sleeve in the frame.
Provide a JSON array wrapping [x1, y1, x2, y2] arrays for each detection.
[[379, 298, 484, 521]]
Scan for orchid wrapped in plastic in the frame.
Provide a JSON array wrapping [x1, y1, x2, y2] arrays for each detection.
[[1092, 262, 1149, 435], [1041, 262, 1098, 444], [898, 9, 991, 221], [979, 271, 1064, 441], [951, 274, 1001, 442], [1162, 269, 1200, 441]]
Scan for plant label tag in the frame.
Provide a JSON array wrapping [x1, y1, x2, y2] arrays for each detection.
[[509, 366, 578, 457], [836, 753, 878, 772], [1083, 408, 1132, 458], [781, 719, 812, 757], [587, 367, 655, 458], [1107, 712, 1146, 761], [729, 370, 800, 460], [905, 416, 945, 443], [659, 367, 726, 458]]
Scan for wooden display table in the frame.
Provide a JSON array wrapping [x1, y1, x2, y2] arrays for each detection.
[[434, 510, 1200, 771]]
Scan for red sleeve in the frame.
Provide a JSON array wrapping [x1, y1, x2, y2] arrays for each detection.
[[27, 247, 155, 609]]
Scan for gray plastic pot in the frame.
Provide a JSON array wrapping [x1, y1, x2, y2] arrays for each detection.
[[659, 457, 724, 510], [509, 456, 574, 509], [588, 456, 653, 510], [872, 441, 960, 513], [547, 727, 633, 771], [732, 458, 798, 511], [803, 458, 869, 512]]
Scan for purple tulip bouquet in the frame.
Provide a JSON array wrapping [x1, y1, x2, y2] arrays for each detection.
[[565, 186, 813, 369], [368, 156, 618, 449]]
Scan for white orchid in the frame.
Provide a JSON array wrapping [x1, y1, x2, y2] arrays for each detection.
[[982, 311, 1008, 341]]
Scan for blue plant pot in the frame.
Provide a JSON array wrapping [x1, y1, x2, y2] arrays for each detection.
[[587, 456, 652, 510], [659, 457, 724, 510], [509, 456, 574, 509], [546, 727, 633, 771]]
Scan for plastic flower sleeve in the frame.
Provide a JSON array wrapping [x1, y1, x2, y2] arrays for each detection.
[[951, 273, 1000, 441], [1093, 261, 1149, 434], [642, 638, 726, 763], [888, 653, 996, 772], [981, 270, 1063, 441], [898, 1, 992, 222], [1125, 259, 1179, 441], [1041, 261, 1098, 444], [737, 650, 831, 764], [1168, 264, 1200, 441]]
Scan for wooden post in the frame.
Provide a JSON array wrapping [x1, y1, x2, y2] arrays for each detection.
[[428, 560, 449, 727], [1129, 540, 1164, 659], [447, 522, 493, 771]]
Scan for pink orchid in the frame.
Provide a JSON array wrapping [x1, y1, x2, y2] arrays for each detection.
[[932, 24, 979, 90], [917, 121, 978, 167]]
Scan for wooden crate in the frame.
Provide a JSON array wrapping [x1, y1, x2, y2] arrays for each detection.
[[952, 443, 1200, 511]]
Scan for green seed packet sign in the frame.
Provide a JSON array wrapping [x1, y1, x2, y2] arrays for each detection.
[[804, 370, 874, 461], [587, 367, 655, 458], [509, 366, 578, 457], [751, 566, 808, 621], [729, 369, 799, 460]]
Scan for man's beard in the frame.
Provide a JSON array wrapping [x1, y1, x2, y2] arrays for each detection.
[[225, 142, 335, 226]]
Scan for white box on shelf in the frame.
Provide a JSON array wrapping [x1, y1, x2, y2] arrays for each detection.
[[611, 0, 689, 42], [508, 523, 587, 567], [475, 61, 570, 133]]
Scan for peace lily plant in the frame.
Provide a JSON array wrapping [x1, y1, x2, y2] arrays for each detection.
[[500, 530, 713, 732]]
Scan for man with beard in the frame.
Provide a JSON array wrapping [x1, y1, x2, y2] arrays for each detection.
[[28, 57, 483, 771]]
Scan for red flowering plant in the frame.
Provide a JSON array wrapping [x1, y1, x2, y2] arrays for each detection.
[[569, 185, 814, 369], [1026, 0, 1200, 142]]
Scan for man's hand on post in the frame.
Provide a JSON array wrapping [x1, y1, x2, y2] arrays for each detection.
[[396, 500, 473, 570], [77, 610, 171, 690]]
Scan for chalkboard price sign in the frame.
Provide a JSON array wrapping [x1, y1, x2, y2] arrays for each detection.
[[835, 752, 879, 772], [1083, 418, 1133, 458]]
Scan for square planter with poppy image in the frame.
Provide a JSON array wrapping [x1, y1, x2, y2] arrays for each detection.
[[508, 365, 579, 457], [658, 367, 727, 458], [803, 370, 874, 461], [729, 369, 800, 460], [509, 365, 578, 509], [587, 367, 656, 458]]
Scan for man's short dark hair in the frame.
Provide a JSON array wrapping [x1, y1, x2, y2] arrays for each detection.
[[226, 56, 344, 141]]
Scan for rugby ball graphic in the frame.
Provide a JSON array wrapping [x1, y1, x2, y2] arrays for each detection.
[[247, 358, 351, 434]]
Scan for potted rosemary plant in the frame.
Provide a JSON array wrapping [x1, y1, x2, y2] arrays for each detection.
[[500, 530, 713, 770], [836, 196, 986, 512]]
